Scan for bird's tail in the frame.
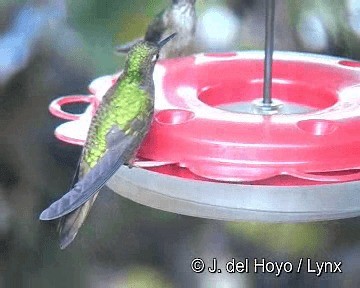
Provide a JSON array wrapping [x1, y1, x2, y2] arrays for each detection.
[[58, 192, 99, 249]]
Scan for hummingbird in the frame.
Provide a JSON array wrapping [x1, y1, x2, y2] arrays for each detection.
[[40, 33, 176, 249], [116, 0, 197, 59]]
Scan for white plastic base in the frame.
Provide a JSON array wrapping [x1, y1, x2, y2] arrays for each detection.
[[107, 167, 360, 222]]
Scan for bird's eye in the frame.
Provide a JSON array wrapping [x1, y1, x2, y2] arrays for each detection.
[[152, 54, 159, 62]]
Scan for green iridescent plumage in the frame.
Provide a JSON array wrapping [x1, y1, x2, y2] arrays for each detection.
[[84, 83, 152, 168], [84, 45, 155, 168], [40, 34, 176, 249]]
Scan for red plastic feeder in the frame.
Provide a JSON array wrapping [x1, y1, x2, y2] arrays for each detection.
[[50, 51, 360, 222]]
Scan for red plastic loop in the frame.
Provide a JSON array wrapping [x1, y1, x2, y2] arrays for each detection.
[[49, 95, 98, 121]]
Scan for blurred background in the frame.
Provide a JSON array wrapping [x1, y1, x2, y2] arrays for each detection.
[[0, 0, 359, 287]]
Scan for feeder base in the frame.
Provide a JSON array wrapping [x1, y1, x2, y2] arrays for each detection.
[[107, 167, 360, 223]]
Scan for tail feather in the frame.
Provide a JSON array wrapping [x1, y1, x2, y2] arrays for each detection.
[[58, 193, 99, 249]]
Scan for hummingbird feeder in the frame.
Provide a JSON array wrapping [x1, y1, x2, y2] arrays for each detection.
[[50, 1, 360, 222]]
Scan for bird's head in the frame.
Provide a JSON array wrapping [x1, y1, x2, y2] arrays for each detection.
[[125, 33, 177, 78]]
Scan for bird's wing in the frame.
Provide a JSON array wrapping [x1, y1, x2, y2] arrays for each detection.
[[116, 8, 168, 53], [115, 37, 143, 54], [144, 10, 167, 43], [69, 157, 81, 189], [39, 125, 139, 220]]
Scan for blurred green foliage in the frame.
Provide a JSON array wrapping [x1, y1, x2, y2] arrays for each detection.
[[226, 222, 327, 256], [125, 266, 173, 288], [287, 0, 360, 58], [65, 0, 167, 75]]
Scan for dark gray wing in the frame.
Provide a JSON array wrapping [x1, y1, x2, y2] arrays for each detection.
[[69, 157, 81, 189], [116, 8, 166, 53], [115, 37, 143, 54], [144, 10, 166, 43], [39, 126, 138, 220]]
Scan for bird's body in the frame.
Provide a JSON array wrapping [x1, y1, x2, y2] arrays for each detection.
[[117, 0, 196, 59], [40, 34, 176, 249]]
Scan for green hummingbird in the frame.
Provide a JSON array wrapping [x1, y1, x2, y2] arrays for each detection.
[[116, 0, 197, 59], [40, 33, 176, 249]]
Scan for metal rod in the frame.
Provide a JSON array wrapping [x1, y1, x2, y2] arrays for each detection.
[[263, 0, 275, 106]]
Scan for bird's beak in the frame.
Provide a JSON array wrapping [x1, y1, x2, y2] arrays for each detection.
[[158, 33, 177, 48]]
